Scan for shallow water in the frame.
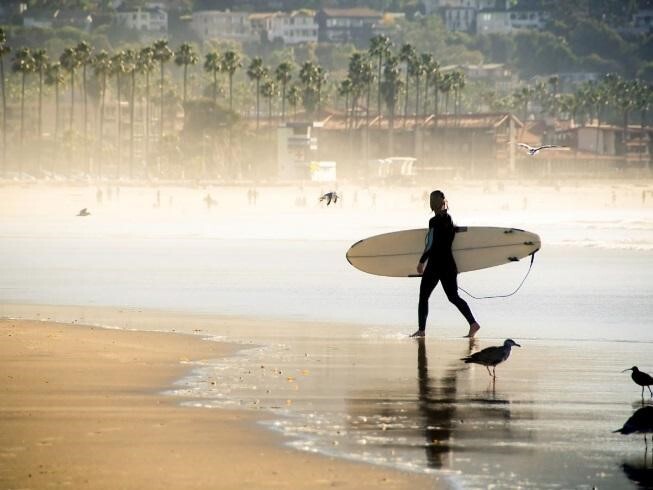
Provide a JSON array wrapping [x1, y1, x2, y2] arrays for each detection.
[[2, 183, 653, 488]]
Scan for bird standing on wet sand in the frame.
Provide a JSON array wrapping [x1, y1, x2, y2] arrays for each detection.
[[77, 208, 90, 216], [614, 406, 653, 449], [517, 143, 568, 156], [461, 339, 521, 378], [623, 366, 653, 398], [320, 192, 340, 206]]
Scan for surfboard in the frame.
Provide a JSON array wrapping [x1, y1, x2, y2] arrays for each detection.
[[346, 227, 541, 277]]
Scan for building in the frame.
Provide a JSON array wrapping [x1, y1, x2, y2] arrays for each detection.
[[250, 10, 318, 45], [115, 3, 167, 34], [476, 7, 548, 34], [190, 10, 255, 43], [444, 63, 517, 93], [315, 8, 383, 44]]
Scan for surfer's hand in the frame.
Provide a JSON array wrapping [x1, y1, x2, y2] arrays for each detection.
[[417, 262, 424, 275]]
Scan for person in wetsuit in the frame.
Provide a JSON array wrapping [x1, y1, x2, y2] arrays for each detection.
[[410, 190, 481, 338]]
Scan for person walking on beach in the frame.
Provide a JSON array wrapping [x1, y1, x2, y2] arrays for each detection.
[[411, 190, 481, 338]]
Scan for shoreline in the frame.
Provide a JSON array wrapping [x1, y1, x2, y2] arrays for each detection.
[[0, 316, 438, 490]]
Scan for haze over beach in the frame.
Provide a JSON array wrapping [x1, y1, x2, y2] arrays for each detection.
[[1, 0, 653, 488]]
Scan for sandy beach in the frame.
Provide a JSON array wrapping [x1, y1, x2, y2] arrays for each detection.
[[0, 318, 436, 490]]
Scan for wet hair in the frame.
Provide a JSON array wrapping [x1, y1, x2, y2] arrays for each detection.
[[430, 190, 448, 211]]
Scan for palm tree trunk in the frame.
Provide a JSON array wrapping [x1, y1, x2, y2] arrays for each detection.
[[366, 84, 371, 127], [99, 72, 106, 179], [212, 70, 217, 104], [183, 64, 188, 104], [595, 107, 601, 155], [433, 84, 439, 127], [83, 64, 88, 171], [229, 74, 233, 112], [20, 73, 25, 175], [376, 54, 382, 121], [69, 71, 75, 131], [130, 70, 135, 179], [159, 62, 164, 140], [344, 93, 349, 130], [0, 59, 5, 171], [55, 81, 60, 140], [423, 74, 430, 116], [256, 79, 260, 129], [281, 82, 286, 122], [414, 76, 420, 125], [117, 73, 122, 178], [145, 70, 150, 175], [403, 70, 409, 127]]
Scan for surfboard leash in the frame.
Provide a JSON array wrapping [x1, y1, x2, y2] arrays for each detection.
[[458, 251, 537, 300]]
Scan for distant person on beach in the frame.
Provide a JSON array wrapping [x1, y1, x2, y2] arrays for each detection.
[[411, 190, 481, 339]]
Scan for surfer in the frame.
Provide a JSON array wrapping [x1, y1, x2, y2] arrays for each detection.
[[410, 190, 481, 338]]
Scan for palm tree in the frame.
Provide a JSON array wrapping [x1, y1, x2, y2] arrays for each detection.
[[260, 77, 277, 126], [368, 34, 392, 119], [32, 49, 48, 145], [420, 54, 436, 116], [399, 44, 416, 124], [614, 78, 639, 156], [45, 62, 64, 141], [439, 72, 454, 115], [247, 57, 266, 129], [92, 50, 112, 178], [315, 66, 327, 117], [451, 70, 466, 119], [122, 49, 137, 178], [409, 55, 426, 124], [275, 61, 292, 122], [111, 51, 126, 173], [221, 50, 241, 112], [299, 61, 319, 117], [347, 53, 366, 127], [0, 28, 9, 168], [174, 43, 198, 105], [286, 84, 301, 120], [338, 78, 353, 128], [204, 51, 221, 105], [12, 47, 35, 166], [138, 46, 155, 172], [152, 39, 172, 140], [381, 55, 402, 131], [60, 47, 80, 132], [75, 41, 92, 156]]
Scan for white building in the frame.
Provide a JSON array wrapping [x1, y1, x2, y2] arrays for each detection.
[[476, 8, 548, 34], [115, 3, 167, 33], [190, 10, 256, 43], [250, 11, 318, 45]]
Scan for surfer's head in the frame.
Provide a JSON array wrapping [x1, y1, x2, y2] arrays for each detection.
[[430, 190, 447, 213]]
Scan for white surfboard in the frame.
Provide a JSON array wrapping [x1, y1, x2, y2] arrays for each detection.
[[346, 227, 541, 277]]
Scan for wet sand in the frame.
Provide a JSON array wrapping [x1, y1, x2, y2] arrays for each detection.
[[0, 318, 437, 490]]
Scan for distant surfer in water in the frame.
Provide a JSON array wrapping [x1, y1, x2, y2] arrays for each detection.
[[410, 190, 481, 338]]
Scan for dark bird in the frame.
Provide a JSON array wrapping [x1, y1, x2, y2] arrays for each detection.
[[77, 208, 90, 217], [320, 192, 340, 206], [461, 339, 521, 378], [517, 143, 569, 156], [614, 406, 653, 451], [623, 366, 653, 398]]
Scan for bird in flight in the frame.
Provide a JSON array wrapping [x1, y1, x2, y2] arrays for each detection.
[[320, 192, 340, 206], [517, 143, 568, 156], [77, 208, 90, 217]]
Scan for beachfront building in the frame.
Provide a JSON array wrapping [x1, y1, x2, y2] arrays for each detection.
[[190, 10, 256, 43], [114, 3, 167, 34], [250, 10, 318, 45], [315, 8, 383, 44], [476, 6, 548, 34]]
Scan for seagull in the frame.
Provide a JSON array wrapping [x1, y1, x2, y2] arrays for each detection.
[[614, 406, 653, 449], [77, 208, 90, 216], [320, 192, 340, 206], [461, 339, 521, 378], [623, 366, 653, 398], [517, 143, 568, 156]]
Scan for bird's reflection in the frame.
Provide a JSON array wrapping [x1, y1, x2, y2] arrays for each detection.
[[621, 462, 653, 489]]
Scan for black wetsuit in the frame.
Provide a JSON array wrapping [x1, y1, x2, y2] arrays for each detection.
[[418, 211, 476, 330]]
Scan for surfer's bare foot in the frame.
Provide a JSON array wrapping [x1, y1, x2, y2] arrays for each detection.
[[464, 322, 480, 338], [410, 330, 425, 338]]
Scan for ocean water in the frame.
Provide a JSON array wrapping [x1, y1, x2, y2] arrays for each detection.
[[1, 182, 653, 488]]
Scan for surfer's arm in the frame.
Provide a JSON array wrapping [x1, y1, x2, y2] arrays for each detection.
[[418, 228, 434, 265]]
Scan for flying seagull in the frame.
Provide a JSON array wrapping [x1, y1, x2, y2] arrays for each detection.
[[623, 366, 653, 398], [461, 339, 521, 378], [77, 208, 90, 217], [517, 143, 568, 156], [320, 192, 340, 206]]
